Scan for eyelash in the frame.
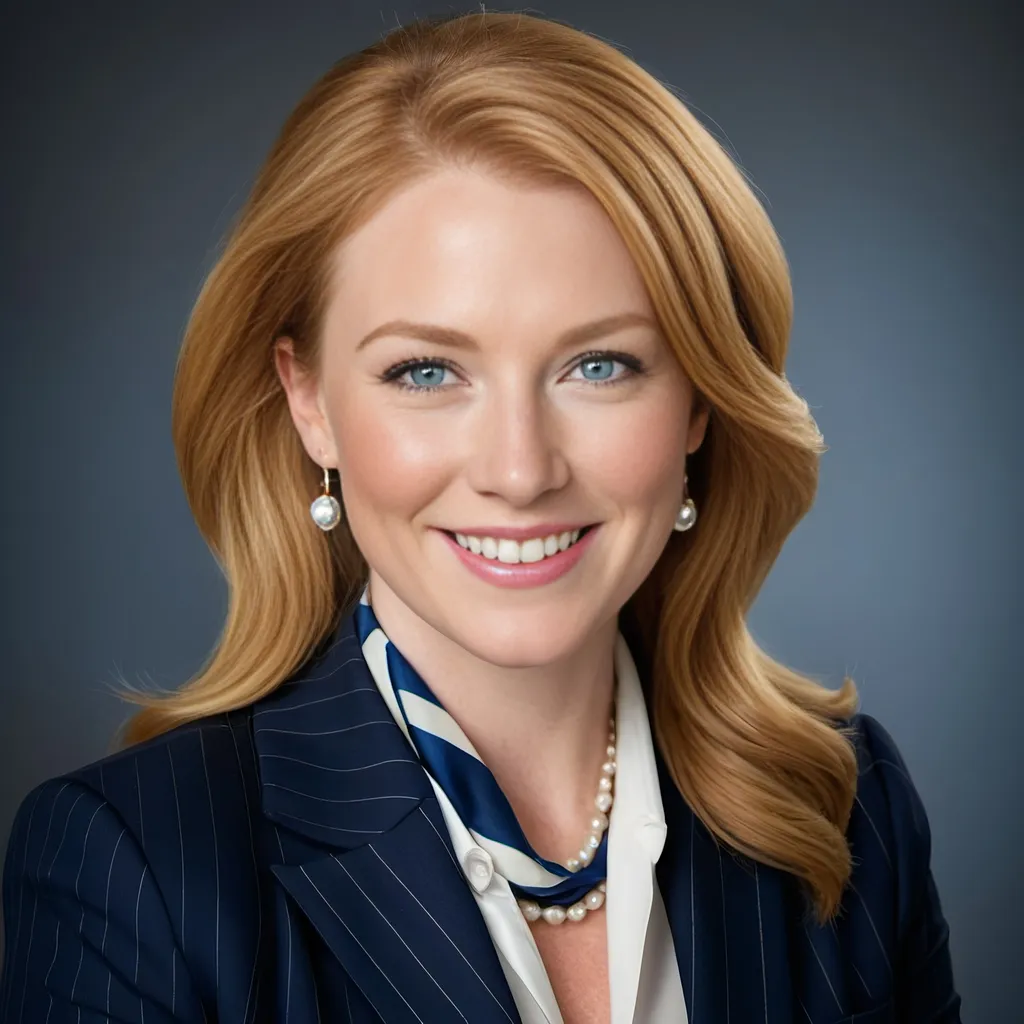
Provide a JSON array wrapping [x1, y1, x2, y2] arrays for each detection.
[[378, 350, 647, 394]]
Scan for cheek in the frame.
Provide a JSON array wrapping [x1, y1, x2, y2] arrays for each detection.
[[579, 397, 691, 508], [328, 391, 452, 520]]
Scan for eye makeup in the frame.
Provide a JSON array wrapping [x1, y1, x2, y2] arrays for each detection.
[[377, 349, 649, 394]]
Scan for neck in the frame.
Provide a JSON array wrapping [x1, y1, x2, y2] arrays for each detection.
[[367, 574, 617, 861]]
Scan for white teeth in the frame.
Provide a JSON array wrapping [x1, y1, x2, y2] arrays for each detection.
[[453, 528, 589, 563], [453, 533, 485, 555]]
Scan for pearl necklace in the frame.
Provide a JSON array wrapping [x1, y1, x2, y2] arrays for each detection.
[[517, 713, 616, 925]]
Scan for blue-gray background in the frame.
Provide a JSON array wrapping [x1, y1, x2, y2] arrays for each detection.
[[1, 0, 1019, 1016]]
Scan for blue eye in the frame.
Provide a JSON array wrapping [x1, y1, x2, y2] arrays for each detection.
[[406, 363, 451, 389], [575, 356, 619, 382], [378, 358, 454, 392], [380, 350, 646, 394]]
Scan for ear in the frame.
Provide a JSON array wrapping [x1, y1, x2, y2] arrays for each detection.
[[686, 395, 711, 456], [273, 337, 338, 467]]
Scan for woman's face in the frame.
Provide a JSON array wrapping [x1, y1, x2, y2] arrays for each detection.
[[277, 166, 708, 667]]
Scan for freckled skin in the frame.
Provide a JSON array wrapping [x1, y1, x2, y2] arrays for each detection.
[[276, 166, 708, 1019], [531, 912, 611, 1024]]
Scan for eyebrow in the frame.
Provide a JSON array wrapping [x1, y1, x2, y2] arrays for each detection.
[[354, 312, 658, 353]]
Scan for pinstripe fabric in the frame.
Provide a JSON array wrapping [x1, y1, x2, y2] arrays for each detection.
[[1, 603, 961, 1022]]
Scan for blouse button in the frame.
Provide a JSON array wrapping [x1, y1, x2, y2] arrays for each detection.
[[463, 846, 494, 893]]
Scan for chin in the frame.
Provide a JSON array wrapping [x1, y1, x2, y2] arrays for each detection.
[[440, 599, 602, 668], [456, 636, 580, 670]]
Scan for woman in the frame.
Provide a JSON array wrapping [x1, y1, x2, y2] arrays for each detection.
[[0, 10, 960, 1024]]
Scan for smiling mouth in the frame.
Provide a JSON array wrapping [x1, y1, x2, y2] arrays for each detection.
[[440, 523, 599, 561]]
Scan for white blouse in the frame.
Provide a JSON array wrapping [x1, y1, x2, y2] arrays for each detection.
[[364, 628, 689, 1024]]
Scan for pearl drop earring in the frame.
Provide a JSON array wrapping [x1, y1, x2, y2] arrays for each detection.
[[673, 473, 697, 532], [310, 465, 342, 531]]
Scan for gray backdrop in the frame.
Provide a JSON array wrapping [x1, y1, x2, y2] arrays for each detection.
[[1, 0, 1019, 1017]]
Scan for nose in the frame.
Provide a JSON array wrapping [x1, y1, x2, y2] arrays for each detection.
[[463, 386, 571, 507]]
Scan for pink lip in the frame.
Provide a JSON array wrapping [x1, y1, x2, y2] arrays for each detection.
[[436, 525, 600, 589]]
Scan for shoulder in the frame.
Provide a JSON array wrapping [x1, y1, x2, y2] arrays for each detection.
[[843, 711, 934, 886], [830, 712, 961, 1017], [3, 706, 262, 922], [26, 708, 258, 855], [1, 709, 263, 1017]]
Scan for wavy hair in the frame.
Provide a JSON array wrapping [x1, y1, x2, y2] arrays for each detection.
[[122, 10, 859, 923]]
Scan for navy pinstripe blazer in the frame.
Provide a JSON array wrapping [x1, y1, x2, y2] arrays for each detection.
[[1, 604, 962, 1023]]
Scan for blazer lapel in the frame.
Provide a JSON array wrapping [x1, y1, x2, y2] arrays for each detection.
[[656, 751, 797, 1023], [254, 608, 521, 1024]]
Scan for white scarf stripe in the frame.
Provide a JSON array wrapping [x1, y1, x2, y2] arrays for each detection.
[[360, 626, 413, 746], [400, 691, 483, 761], [468, 830, 568, 888]]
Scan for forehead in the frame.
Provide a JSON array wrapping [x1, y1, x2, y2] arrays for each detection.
[[322, 167, 654, 344]]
